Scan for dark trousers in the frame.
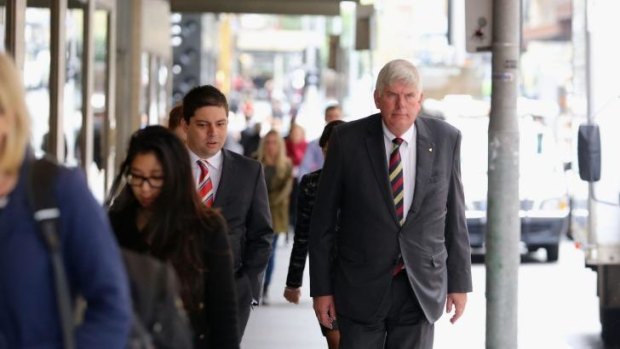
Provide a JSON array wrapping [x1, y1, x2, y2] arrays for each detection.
[[338, 272, 434, 349], [236, 274, 252, 338]]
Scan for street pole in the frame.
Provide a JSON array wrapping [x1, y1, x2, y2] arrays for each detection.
[[486, 0, 520, 348]]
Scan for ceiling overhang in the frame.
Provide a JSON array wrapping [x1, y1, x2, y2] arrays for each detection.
[[171, 0, 355, 16]]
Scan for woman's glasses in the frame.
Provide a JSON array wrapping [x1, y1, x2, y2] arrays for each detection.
[[125, 173, 164, 189]]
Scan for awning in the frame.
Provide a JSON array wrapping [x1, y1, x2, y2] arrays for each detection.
[[170, 0, 356, 16]]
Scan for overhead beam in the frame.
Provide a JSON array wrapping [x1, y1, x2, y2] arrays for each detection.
[[171, 0, 349, 16]]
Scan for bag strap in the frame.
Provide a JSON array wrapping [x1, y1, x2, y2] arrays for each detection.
[[27, 157, 75, 349]]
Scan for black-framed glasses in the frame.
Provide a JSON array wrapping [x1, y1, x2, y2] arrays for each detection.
[[125, 173, 164, 189]]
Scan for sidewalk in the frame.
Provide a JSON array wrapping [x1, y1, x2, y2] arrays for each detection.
[[241, 238, 604, 349], [242, 236, 324, 349]]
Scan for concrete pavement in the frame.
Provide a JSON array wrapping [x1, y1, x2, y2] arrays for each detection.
[[242, 237, 604, 349]]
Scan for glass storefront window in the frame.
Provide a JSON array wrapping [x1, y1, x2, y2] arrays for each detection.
[[0, 3, 6, 52], [25, 1, 51, 157], [141, 54, 170, 127], [90, 9, 110, 202], [140, 52, 150, 128], [148, 56, 158, 125], [158, 63, 169, 123], [64, 2, 84, 167]]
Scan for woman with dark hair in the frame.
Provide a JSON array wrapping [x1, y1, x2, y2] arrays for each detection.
[[283, 120, 345, 349], [107, 125, 239, 348]]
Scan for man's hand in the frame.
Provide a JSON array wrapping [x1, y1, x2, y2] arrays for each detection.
[[313, 295, 337, 329], [446, 292, 467, 324], [284, 287, 301, 304]]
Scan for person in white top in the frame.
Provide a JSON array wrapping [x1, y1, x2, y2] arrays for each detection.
[[298, 105, 343, 178]]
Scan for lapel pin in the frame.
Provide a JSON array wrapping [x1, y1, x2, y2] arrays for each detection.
[[429, 147, 433, 152]]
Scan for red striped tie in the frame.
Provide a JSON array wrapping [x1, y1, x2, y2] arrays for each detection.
[[197, 160, 214, 207], [389, 137, 405, 225], [389, 138, 406, 276]]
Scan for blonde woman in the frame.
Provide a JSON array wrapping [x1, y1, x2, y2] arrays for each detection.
[[0, 53, 131, 347], [256, 129, 293, 304]]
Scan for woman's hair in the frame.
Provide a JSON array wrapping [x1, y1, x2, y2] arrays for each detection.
[[0, 54, 30, 174], [375, 59, 422, 97], [167, 103, 184, 130], [287, 123, 305, 143], [107, 125, 220, 310], [256, 129, 290, 178], [319, 120, 346, 149]]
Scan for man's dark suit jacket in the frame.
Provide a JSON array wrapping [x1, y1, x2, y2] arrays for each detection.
[[309, 114, 472, 324], [214, 149, 273, 305]]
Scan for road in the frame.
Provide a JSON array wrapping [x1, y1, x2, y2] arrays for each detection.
[[242, 238, 604, 348]]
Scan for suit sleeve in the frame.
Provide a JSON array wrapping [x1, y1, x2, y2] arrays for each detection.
[[445, 130, 473, 293], [286, 174, 313, 288], [309, 128, 343, 297], [243, 163, 275, 301], [58, 168, 132, 349], [204, 219, 240, 349]]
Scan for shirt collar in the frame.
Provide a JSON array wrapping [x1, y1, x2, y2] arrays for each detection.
[[188, 148, 223, 170], [382, 122, 416, 145]]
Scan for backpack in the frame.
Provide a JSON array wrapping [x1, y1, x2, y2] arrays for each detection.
[[27, 157, 194, 349]]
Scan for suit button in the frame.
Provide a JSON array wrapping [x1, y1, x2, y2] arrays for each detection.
[[152, 322, 162, 333]]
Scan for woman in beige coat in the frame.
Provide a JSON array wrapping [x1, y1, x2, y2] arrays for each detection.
[[256, 130, 293, 304]]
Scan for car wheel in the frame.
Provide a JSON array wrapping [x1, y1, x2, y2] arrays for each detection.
[[545, 244, 559, 262]]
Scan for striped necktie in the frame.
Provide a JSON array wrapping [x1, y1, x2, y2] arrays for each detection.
[[389, 137, 405, 225], [390, 137, 406, 276], [197, 160, 214, 207]]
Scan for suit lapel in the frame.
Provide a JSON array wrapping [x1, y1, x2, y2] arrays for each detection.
[[365, 114, 400, 223], [407, 117, 435, 222], [214, 150, 232, 207]]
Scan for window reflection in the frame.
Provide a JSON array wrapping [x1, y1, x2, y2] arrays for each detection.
[[24, 2, 51, 157], [141, 54, 170, 127]]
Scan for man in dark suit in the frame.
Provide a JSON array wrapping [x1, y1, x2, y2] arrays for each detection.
[[183, 85, 274, 337], [309, 59, 472, 349]]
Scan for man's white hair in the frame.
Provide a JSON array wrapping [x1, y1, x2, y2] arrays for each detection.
[[375, 59, 422, 95]]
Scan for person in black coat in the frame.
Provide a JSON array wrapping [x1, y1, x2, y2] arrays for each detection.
[[182, 85, 273, 337], [283, 120, 345, 349], [310, 59, 472, 349], [107, 126, 239, 349]]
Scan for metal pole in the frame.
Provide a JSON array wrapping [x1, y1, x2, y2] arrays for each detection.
[[81, 0, 95, 175], [50, 0, 68, 162], [584, 0, 598, 249], [486, 0, 521, 347]]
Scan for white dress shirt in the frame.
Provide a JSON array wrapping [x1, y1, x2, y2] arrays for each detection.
[[382, 122, 417, 221], [189, 149, 224, 198]]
